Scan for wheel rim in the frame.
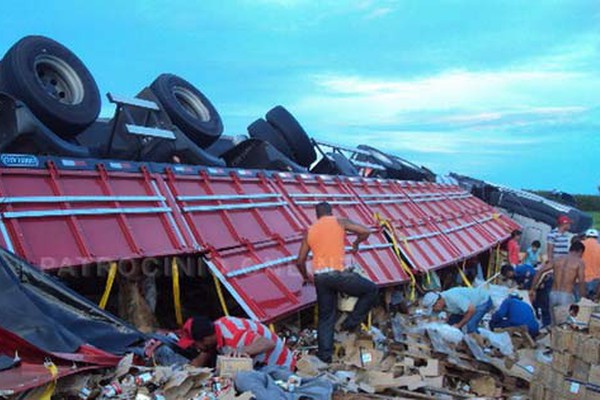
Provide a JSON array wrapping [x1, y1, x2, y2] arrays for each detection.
[[34, 55, 85, 105], [172, 86, 211, 122]]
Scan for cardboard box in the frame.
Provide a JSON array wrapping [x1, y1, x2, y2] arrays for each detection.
[[344, 347, 384, 369], [574, 332, 590, 357], [581, 338, 600, 365], [295, 355, 327, 377], [589, 365, 600, 387], [543, 386, 556, 400], [576, 298, 599, 326], [560, 378, 587, 400], [539, 364, 550, 388], [586, 384, 600, 400], [590, 314, 600, 338], [537, 363, 552, 386], [216, 356, 253, 378], [573, 358, 591, 382], [529, 382, 545, 400], [553, 351, 575, 376], [418, 359, 444, 377], [552, 326, 581, 352]]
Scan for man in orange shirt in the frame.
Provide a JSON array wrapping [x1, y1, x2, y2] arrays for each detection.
[[582, 229, 600, 299], [296, 202, 378, 363]]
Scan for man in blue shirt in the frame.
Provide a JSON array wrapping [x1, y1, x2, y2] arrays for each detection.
[[490, 294, 539, 338], [523, 240, 541, 266], [501, 264, 537, 290]]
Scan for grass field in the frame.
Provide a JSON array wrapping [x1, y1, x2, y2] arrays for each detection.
[[593, 211, 600, 229]]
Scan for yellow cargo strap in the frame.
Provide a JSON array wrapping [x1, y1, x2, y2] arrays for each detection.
[[39, 359, 58, 400], [425, 271, 432, 286], [99, 261, 118, 310], [171, 258, 183, 326], [494, 245, 501, 277], [457, 260, 472, 287], [212, 272, 230, 316], [486, 248, 494, 280], [373, 213, 417, 301]]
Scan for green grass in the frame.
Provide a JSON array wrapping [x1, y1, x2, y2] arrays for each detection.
[[592, 212, 600, 230]]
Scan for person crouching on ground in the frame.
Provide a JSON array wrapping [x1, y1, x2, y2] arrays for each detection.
[[295, 201, 378, 364], [500, 263, 536, 290], [177, 316, 295, 370], [490, 293, 539, 338], [423, 287, 492, 333]]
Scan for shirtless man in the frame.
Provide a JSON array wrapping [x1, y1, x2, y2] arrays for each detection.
[[530, 241, 586, 325]]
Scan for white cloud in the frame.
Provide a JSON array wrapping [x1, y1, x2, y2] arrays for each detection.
[[291, 67, 599, 132], [292, 32, 600, 134], [365, 7, 394, 19], [247, 0, 308, 6]]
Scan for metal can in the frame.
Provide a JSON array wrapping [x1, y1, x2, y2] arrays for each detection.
[[78, 387, 92, 399], [135, 372, 153, 386], [101, 382, 122, 397]]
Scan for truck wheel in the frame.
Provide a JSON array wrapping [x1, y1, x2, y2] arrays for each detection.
[[265, 105, 316, 167], [0, 35, 101, 138], [247, 118, 294, 159], [150, 74, 223, 148]]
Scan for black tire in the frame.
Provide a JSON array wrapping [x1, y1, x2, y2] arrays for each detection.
[[0, 36, 100, 138], [150, 74, 223, 148], [311, 152, 359, 176], [265, 105, 316, 167], [328, 152, 359, 176], [247, 118, 294, 159]]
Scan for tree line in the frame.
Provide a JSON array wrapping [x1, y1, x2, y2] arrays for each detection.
[[531, 191, 600, 212]]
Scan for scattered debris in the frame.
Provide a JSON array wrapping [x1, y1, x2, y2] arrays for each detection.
[[531, 313, 600, 400]]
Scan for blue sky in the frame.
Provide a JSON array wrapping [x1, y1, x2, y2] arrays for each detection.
[[1, 0, 599, 194]]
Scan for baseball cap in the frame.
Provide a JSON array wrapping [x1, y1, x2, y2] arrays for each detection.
[[423, 292, 441, 309], [585, 229, 599, 238], [557, 215, 572, 225], [177, 317, 214, 349]]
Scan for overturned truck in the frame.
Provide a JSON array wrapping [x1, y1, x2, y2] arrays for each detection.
[[0, 34, 522, 394]]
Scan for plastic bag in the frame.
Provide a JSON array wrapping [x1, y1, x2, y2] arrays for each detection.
[[479, 328, 514, 356], [411, 322, 464, 344]]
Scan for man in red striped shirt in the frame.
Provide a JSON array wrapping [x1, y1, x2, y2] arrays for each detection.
[[177, 316, 295, 370]]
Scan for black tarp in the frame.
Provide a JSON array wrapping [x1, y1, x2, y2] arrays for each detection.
[[0, 355, 18, 371], [0, 248, 145, 355]]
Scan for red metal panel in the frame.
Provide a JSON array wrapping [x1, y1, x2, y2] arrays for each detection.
[[274, 174, 407, 282], [344, 176, 412, 225], [273, 172, 374, 228], [392, 181, 506, 268], [206, 236, 314, 322], [162, 168, 305, 252], [351, 233, 408, 284], [206, 233, 407, 322], [0, 163, 187, 269], [393, 219, 461, 272], [342, 177, 452, 272], [395, 181, 462, 221], [439, 185, 515, 244], [0, 363, 100, 394], [434, 216, 493, 259]]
